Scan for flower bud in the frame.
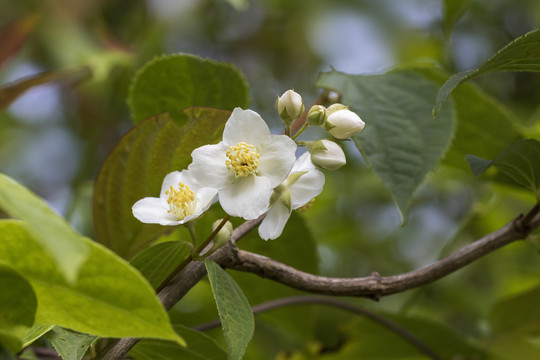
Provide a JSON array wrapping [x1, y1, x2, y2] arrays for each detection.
[[324, 107, 365, 139], [276, 89, 305, 126], [210, 219, 234, 249], [306, 105, 328, 126], [326, 103, 349, 114], [307, 139, 346, 170]]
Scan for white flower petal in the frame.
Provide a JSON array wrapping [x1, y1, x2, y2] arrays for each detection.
[[195, 187, 218, 214], [290, 169, 325, 209], [189, 143, 233, 189], [258, 201, 291, 240], [219, 175, 272, 220], [132, 197, 180, 226], [290, 151, 314, 173], [257, 135, 297, 187], [222, 108, 270, 146]]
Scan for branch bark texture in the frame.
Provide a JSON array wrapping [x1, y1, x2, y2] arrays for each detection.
[[97, 206, 540, 360]]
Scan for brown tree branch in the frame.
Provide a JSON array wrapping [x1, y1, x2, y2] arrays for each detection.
[[223, 209, 540, 299], [195, 295, 441, 359], [96, 205, 540, 360]]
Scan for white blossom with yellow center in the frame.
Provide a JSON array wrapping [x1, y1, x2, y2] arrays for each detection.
[[258, 152, 325, 240], [132, 170, 217, 226], [189, 108, 297, 220]]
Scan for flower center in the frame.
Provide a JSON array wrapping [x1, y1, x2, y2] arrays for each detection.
[[225, 142, 260, 177], [165, 182, 197, 220]]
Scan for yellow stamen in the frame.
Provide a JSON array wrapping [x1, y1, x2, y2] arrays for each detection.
[[299, 198, 316, 212], [225, 142, 260, 177], [166, 182, 197, 220]]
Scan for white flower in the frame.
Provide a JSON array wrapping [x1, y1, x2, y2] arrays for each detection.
[[258, 152, 325, 240], [132, 170, 217, 225], [189, 108, 297, 220], [325, 107, 365, 139], [309, 139, 346, 170], [276, 89, 304, 124]]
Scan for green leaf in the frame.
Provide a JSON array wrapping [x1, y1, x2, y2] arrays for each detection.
[[466, 139, 540, 198], [409, 64, 522, 171], [93, 109, 230, 259], [466, 155, 493, 177], [205, 259, 254, 360], [128, 54, 249, 125], [0, 264, 37, 353], [130, 241, 191, 289], [317, 70, 455, 223], [491, 284, 540, 335], [130, 325, 227, 360], [0, 220, 183, 344], [334, 313, 487, 359], [435, 27, 540, 116], [442, 0, 474, 39], [21, 325, 54, 348], [0, 173, 89, 283], [0, 344, 17, 360], [46, 327, 97, 360]]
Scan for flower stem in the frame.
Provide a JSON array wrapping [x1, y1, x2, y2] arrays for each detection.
[[155, 215, 231, 293], [291, 123, 308, 140], [185, 221, 197, 244]]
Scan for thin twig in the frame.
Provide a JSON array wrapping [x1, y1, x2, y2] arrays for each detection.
[[195, 295, 441, 359], [155, 215, 231, 292]]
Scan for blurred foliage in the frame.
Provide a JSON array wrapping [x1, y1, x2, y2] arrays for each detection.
[[2, 0, 540, 359]]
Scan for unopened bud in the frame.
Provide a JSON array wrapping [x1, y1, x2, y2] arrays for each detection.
[[211, 219, 234, 249], [276, 89, 305, 126], [306, 105, 328, 126], [326, 103, 349, 114], [324, 106, 365, 139], [308, 139, 346, 170]]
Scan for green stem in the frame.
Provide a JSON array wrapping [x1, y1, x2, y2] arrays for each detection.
[[185, 221, 197, 245], [155, 215, 231, 293], [291, 123, 308, 140], [285, 124, 291, 137]]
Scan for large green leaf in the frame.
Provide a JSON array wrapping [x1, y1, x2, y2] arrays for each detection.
[[435, 27, 540, 116], [466, 139, 540, 199], [442, 0, 475, 39], [411, 64, 522, 171], [21, 325, 54, 348], [0, 173, 89, 283], [317, 70, 455, 223], [130, 325, 227, 360], [46, 327, 97, 360], [0, 220, 182, 344], [205, 260, 254, 360], [130, 241, 191, 289], [490, 284, 540, 335], [128, 54, 249, 125], [93, 109, 230, 259], [0, 264, 37, 353]]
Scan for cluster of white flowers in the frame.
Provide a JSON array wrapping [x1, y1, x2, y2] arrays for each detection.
[[132, 90, 364, 240]]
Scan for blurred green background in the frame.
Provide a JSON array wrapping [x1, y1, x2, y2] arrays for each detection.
[[2, 0, 540, 358]]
